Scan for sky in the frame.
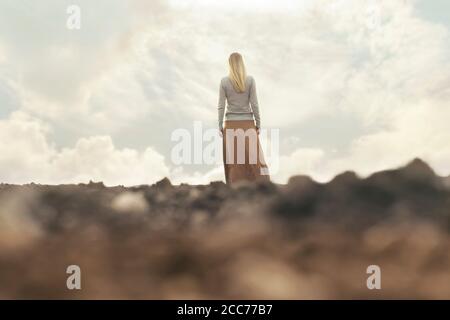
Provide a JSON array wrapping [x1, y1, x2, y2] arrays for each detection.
[[0, 0, 449, 186]]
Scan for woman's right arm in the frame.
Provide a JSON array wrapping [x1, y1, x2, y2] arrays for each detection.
[[218, 80, 226, 131]]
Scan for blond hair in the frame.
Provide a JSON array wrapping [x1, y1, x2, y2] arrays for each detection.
[[228, 52, 247, 93]]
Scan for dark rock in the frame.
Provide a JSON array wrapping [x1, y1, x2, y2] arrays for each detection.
[[155, 177, 172, 189], [87, 180, 105, 188]]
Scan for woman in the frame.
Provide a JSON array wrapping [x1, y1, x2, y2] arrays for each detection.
[[218, 52, 270, 184]]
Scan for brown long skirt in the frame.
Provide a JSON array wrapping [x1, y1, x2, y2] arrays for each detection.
[[222, 120, 270, 184]]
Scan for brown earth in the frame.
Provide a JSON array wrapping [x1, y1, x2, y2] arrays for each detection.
[[0, 158, 449, 299]]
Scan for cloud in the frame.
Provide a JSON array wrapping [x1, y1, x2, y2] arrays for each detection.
[[325, 101, 450, 177], [273, 148, 326, 183], [0, 43, 5, 64], [52, 136, 170, 186], [1, 0, 450, 184], [169, 0, 313, 12], [0, 111, 170, 186], [171, 165, 225, 185], [0, 0, 170, 120]]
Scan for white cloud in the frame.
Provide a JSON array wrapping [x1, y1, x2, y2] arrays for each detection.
[[1, 0, 450, 185], [0, 111, 170, 186], [171, 165, 225, 185], [52, 136, 170, 186], [0, 44, 4, 64], [0, 111, 55, 183], [169, 0, 313, 12], [326, 101, 450, 177], [0, 0, 169, 120], [273, 148, 326, 184]]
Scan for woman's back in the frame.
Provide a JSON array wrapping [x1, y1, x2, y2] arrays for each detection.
[[218, 75, 260, 129], [221, 76, 254, 113]]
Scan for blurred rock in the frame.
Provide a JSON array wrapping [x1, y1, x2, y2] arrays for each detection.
[[0, 158, 449, 299], [111, 191, 149, 214], [155, 177, 172, 190]]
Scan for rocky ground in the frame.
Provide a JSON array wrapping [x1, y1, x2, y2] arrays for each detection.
[[0, 159, 449, 299]]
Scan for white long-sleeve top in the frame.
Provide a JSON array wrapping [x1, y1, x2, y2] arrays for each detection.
[[217, 76, 261, 131]]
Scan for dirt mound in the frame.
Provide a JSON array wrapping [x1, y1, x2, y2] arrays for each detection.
[[0, 159, 449, 299]]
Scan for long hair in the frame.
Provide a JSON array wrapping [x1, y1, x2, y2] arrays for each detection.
[[228, 52, 247, 93]]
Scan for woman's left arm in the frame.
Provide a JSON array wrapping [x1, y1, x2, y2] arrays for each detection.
[[249, 77, 261, 129]]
